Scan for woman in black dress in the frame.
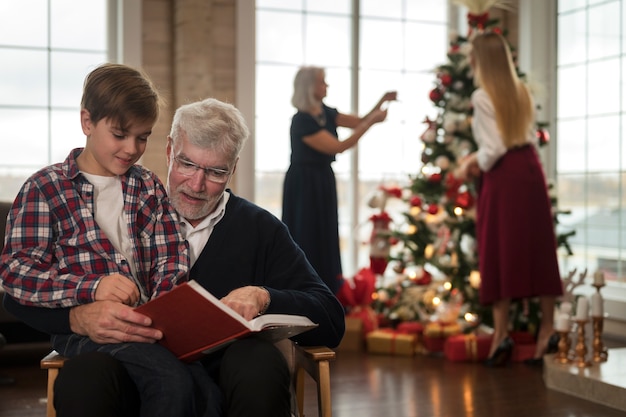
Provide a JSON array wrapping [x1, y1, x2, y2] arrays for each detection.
[[282, 66, 396, 294]]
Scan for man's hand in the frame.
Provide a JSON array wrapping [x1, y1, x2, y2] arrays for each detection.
[[69, 301, 162, 344], [221, 286, 270, 320]]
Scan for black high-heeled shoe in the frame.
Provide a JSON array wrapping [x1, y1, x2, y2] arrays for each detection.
[[546, 332, 559, 354], [523, 332, 561, 367], [484, 336, 514, 368]]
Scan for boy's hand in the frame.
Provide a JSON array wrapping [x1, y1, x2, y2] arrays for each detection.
[[95, 273, 140, 306]]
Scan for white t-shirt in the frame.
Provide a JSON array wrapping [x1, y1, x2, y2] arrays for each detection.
[[82, 173, 146, 302]]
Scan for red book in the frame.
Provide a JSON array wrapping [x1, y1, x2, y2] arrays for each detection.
[[135, 281, 318, 362]]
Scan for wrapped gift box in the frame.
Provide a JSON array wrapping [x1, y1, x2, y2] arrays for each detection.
[[510, 331, 535, 345], [397, 321, 428, 354], [346, 305, 379, 335], [423, 321, 462, 353], [366, 329, 417, 356], [509, 331, 536, 362], [396, 321, 424, 336], [511, 342, 537, 362], [337, 316, 365, 352], [444, 333, 492, 362]]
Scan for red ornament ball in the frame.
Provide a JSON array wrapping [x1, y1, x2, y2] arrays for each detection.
[[427, 204, 439, 215], [429, 88, 443, 103], [440, 73, 452, 87], [455, 191, 474, 209], [536, 128, 550, 145], [409, 196, 422, 207], [429, 173, 442, 183]]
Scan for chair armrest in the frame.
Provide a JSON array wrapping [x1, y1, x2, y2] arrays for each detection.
[[294, 345, 335, 378], [295, 345, 336, 363], [41, 350, 67, 370]]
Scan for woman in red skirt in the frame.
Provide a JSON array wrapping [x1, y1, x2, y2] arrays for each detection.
[[456, 32, 563, 367]]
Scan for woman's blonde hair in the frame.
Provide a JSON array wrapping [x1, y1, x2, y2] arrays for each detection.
[[291, 66, 324, 112], [471, 32, 533, 148]]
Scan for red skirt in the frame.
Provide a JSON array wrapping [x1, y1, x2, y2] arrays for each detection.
[[476, 145, 563, 305]]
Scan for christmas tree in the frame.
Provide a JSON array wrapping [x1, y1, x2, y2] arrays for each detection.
[[370, 2, 568, 334]]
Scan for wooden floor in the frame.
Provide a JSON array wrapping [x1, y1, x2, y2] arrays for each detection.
[[1, 341, 626, 417]]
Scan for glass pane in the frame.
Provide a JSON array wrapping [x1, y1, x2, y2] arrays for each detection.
[[257, 10, 304, 64], [360, 18, 404, 70], [556, 174, 586, 215], [588, 1, 620, 61], [51, 109, 84, 163], [0, 49, 48, 106], [558, 0, 587, 12], [558, 10, 587, 66], [357, 69, 401, 116], [255, 171, 285, 219], [587, 58, 620, 116], [557, 65, 587, 118], [406, 0, 447, 22], [51, 0, 107, 50], [51, 52, 108, 108], [557, 119, 586, 173], [305, 0, 350, 14], [361, 0, 402, 19], [304, 14, 351, 67], [257, 0, 303, 11], [622, 2, 626, 52], [0, 0, 47, 47], [256, 65, 298, 119], [0, 108, 49, 168], [405, 22, 447, 72], [323, 67, 352, 115], [255, 115, 291, 173], [622, 115, 626, 170], [587, 115, 619, 172]]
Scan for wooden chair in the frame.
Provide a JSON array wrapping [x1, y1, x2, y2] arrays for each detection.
[[41, 341, 336, 417]]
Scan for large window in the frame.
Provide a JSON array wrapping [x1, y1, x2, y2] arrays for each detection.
[[556, 0, 626, 287], [0, 0, 109, 202], [254, 0, 448, 276]]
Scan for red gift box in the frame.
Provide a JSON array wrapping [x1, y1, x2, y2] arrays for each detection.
[[509, 331, 536, 362], [396, 321, 424, 336], [423, 335, 446, 353], [511, 343, 537, 362], [510, 331, 535, 345], [444, 333, 492, 362]]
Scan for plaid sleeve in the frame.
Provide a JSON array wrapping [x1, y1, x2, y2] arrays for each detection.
[[0, 179, 97, 307]]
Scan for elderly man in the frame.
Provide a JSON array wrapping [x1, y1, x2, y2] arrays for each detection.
[[3, 98, 345, 417]]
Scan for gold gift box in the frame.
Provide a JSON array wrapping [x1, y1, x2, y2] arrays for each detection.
[[366, 329, 417, 356], [337, 316, 365, 352]]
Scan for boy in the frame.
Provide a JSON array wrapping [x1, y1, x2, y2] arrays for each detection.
[[0, 64, 208, 416]]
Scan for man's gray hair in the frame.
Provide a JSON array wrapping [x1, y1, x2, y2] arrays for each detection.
[[169, 98, 250, 162]]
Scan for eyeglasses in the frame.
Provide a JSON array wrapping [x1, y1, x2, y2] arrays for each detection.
[[173, 155, 231, 184]]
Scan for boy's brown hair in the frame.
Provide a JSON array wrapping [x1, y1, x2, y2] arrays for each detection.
[[81, 63, 162, 130]]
